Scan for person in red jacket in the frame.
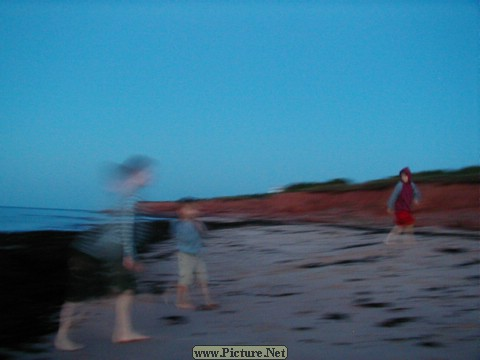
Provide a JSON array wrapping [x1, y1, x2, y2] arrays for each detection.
[[385, 167, 421, 244]]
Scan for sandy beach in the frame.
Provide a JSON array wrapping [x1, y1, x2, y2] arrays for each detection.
[[11, 222, 478, 360]]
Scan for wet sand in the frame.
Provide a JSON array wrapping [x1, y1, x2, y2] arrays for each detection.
[[8, 223, 480, 359]]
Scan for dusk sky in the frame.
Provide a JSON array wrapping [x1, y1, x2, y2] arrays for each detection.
[[1, 1, 478, 210]]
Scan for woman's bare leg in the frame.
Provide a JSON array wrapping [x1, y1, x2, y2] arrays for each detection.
[[112, 290, 150, 343], [54, 302, 84, 351]]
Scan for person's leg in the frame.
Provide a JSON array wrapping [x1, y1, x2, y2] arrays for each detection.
[[112, 290, 150, 343], [54, 251, 92, 351], [196, 258, 217, 307], [176, 252, 195, 309], [110, 254, 149, 343], [385, 225, 401, 245], [404, 225, 416, 244], [176, 284, 194, 309], [199, 282, 217, 308], [54, 302, 84, 351]]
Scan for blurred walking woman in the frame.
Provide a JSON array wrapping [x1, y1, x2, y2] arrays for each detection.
[[54, 155, 153, 351]]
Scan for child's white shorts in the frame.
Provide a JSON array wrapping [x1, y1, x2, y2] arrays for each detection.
[[177, 251, 208, 286]]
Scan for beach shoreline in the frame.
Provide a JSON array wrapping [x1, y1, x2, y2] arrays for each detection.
[[1, 220, 478, 359]]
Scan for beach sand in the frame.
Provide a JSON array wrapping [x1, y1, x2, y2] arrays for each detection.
[[11, 223, 480, 359]]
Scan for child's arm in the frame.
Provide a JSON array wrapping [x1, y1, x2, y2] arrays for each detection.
[[194, 220, 208, 237], [412, 183, 421, 205], [387, 182, 402, 212]]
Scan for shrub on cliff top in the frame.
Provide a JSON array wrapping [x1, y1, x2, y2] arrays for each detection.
[[283, 166, 479, 194]]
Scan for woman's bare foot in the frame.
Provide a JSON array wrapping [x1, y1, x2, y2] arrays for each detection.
[[54, 335, 84, 351], [112, 331, 151, 344]]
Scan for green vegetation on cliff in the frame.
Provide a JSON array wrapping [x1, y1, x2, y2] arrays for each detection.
[[208, 166, 479, 201], [284, 166, 479, 193]]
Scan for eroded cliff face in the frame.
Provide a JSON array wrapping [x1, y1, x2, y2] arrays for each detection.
[[140, 183, 479, 230]]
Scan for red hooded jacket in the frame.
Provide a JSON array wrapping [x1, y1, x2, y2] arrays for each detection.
[[387, 167, 421, 212]]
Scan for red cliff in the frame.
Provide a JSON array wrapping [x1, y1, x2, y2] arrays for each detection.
[[140, 183, 479, 230]]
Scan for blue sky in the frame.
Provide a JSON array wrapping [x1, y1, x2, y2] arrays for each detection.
[[1, 1, 478, 210]]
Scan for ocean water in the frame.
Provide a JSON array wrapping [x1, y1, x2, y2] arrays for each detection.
[[0, 206, 173, 358], [0, 206, 168, 233], [0, 206, 111, 232]]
